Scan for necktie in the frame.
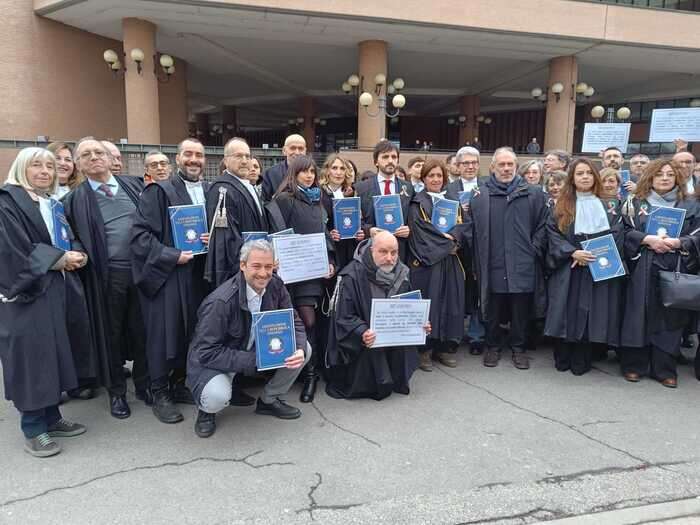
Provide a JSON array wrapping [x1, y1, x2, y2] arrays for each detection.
[[383, 179, 392, 196], [99, 184, 114, 198]]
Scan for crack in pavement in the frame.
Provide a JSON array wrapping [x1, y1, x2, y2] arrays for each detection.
[[455, 506, 570, 524], [536, 460, 694, 485], [0, 450, 293, 509], [295, 472, 364, 521], [580, 419, 622, 427], [310, 401, 381, 448], [434, 365, 670, 468]]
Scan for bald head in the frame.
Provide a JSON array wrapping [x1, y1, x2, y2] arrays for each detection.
[[673, 151, 696, 181], [283, 134, 306, 162], [101, 140, 123, 174], [371, 231, 399, 271]]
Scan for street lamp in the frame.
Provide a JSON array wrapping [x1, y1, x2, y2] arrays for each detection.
[[342, 73, 407, 118]]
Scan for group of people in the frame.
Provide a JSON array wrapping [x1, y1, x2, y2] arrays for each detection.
[[2, 131, 700, 458]]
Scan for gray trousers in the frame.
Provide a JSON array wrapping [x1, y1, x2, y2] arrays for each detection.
[[198, 344, 311, 414]]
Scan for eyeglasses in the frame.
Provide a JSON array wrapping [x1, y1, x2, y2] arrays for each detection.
[[147, 161, 170, 169], [226, 153, 251, 161], [458, 161, 479, 167], [79, 150, 106, 160]]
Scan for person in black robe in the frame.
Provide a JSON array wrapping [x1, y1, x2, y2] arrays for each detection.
[[408, 159, 468, 371], [619, 159, 700, 388], [131, 139, 211, 423], [354, 141, 414, 262], [205, 137, 268, 288], [260, 134, 307, 202], [445, 146, 485, 355], [463, 148, 548, 370], [326, 232, 428, 400], [0, 148, 87, 457], [266, 155, 335, 403], [544, 158, 626, 376], [63, 137, 147, 419]]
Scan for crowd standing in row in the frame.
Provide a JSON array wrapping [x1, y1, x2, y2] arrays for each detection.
[[1, 133, 699, 457]]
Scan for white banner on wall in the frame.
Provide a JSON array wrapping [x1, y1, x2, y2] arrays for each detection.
[[581, 123, 631, 153], [649, 108, 700, 143]]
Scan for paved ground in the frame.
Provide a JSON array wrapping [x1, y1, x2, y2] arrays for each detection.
[[2, 346, 700, 525]]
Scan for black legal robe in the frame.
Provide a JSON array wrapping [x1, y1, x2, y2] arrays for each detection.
[[543, 202, 626, 346], [204, 172, 268, 287], [0, 185, 77, 410], [620, 198, 700, 350], [130, 174, 210, 381], [325, 243, 417, 400], [407, 191, 467, 344], [63, 175, 144, 388], [354, 175, 414, 262]]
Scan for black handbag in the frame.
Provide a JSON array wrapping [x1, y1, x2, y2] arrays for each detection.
[[658, 254, 700, 311]]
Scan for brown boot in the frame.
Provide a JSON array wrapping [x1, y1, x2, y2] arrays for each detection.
[[437, 352, 458, 368], [419, 352, 433, 372]]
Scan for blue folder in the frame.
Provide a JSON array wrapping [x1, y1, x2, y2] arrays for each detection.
[[431, 198, 459, 233], [457, 190, 473, 207], [51, 199, 72, 251], [580, 233, 626, 282], [373, 194, 403, 233], [333, 197, 361, 239], [252, 308, 297, 371], [619, 170, 631, 200], [168, 204, 208, 254], [645, 206, 686, 238]]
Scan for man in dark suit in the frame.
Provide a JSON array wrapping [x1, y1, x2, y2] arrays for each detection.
[[260, 134, 306, 202], [354, 141, 414, 261]]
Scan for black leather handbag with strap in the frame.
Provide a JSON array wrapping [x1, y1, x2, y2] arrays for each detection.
[[658, 253, 700, 311]]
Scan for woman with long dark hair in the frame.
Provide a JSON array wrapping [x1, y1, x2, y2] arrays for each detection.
[[619, 159, 700, 388], [544, 158, 625, 375], [268, 155, 335, 402]]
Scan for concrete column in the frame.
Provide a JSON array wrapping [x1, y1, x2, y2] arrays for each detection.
[[221, 105, 238, 144], [301, 97, 315, 152], [543, 56, 578, 152], [458, 95, 480, 147], [122, 18, 160, 144], [357, 40, 388, 149], [195, 113, 209, 145]]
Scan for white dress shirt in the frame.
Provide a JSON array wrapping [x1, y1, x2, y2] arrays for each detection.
[[377, 174, 397, 195], [461, 178, 478, 192], [183, 178, 206, 205], [246, 283, 266, 350]]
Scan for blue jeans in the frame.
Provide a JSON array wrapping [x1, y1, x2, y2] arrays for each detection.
[[20, 405, 61, 439], [466, 314, 485, 343]]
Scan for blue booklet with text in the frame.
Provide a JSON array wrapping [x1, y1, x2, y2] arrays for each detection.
[[645, 206, 685, 238], [333, 197, 361, 239], [431, 198, 459, 233], [252, 308, 297, 371], [457, 190, 473, 207], [51, 199, 72, 251], [619, 170, 631, 200], [580, 234, 626, 282], [391, 290, 422, 300], [373, 194, 404, 233], [168, 204, 208, 254]]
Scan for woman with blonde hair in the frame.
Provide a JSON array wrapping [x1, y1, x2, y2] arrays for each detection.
[[47, 141, 81, 197], [0, 148, 89, 457]]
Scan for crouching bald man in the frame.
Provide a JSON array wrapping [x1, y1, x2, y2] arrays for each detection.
[[186, 240, 310, 437]]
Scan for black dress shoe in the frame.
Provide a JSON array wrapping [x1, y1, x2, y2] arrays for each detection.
[[110, 396, 131, 419], [255, 398, 301, 419], [152, 389, 183, 424], [194, 410, 216, 438], [68, 387, 96, 400], [135, 387, 154, 406], [229, 387, 255, 407], [300, 367, 318, 404], [171, 383, 195, 405]]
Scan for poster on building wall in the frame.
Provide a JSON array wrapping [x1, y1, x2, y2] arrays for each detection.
[[581, 123, 631, 153], [649, 108, 700, 143]]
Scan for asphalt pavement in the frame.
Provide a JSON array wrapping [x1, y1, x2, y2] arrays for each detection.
[[2, 346, 700, 524]]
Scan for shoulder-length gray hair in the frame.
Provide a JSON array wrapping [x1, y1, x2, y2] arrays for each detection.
[[6, 147, 58, 195]]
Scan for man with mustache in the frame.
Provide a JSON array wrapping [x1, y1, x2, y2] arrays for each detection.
[[131, 138, 211, 423], [63, 137, 147, 419], [355, 140, 414, 261], [205, 137, 268, 288]]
